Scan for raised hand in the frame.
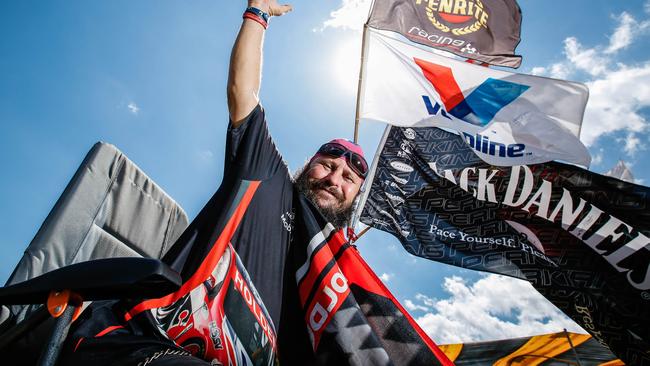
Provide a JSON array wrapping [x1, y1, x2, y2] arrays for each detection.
[[248, 0, 292, 17]]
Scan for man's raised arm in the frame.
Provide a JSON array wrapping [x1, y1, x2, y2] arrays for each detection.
[[227, 0, 292, 127]]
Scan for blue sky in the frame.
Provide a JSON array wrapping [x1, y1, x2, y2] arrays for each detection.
[[2, 0, 649, 344]]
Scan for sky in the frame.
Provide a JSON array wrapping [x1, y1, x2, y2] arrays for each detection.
[[2, 0, 650, 345]]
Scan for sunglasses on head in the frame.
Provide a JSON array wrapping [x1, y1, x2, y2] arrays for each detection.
[[317, 143, 368, 178]]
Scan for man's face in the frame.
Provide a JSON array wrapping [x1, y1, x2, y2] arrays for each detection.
[[295, 154, 364, 228], [306, 155, 363, 211]]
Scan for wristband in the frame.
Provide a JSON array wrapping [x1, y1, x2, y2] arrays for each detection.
[[243, 12, 268, 29], [244, 7, 270, 29], [245, 7, 270, 23]]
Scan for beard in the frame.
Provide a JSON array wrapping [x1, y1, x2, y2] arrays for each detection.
[[294, 167, 355, 230]]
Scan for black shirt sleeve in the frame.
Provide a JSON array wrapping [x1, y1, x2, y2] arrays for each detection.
[[225, 104, 285, 181]]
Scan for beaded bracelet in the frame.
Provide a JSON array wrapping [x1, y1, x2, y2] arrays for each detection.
[[243, 7, 270, 29]]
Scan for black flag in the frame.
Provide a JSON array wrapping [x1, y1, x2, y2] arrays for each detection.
[[359, 126, 650, 365], [367, 0, 523, 68]]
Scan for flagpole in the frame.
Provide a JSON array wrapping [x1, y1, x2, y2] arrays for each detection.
[[563, 329, 583, 366], [350, 2, 375, 235], [353, 23, 370, 144], [350, 124, 392, 230]]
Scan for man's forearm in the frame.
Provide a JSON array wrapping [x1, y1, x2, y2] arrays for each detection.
[[227, 1, 291, 126], [227, 10, 266, 125]]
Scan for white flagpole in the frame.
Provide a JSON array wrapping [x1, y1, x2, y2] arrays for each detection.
[[349, 1, 377, 237], [353, 23, 371, 144]]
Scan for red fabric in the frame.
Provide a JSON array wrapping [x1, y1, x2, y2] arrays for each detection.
[[73, 337, 85, 352], [124, 181, 261, 321], [414, 57, 464, 111], [94, 325, 125, 338], [327, 230, 455, 366], [338, 242, 455, 366]]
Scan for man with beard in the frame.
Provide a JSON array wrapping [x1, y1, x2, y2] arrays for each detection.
[[59, 0, 367, 365], [225, 0, 367, 322], [293, 138, 367, 229], [229, 0, 367, 230], [227, 0, 368, 358]]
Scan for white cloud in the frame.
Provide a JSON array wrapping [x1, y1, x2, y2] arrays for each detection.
[[563, 37, 609, 77], [127, 102, 139, 115], [406, 274, 585, 344], [415, 293, 436, 308], [531, 12, 650, 153], [591, 149, 604, 166], [581, 63, 650, 146], [646, 0, 650, 14], [605, 13, 637, 54], [548, 62, 571, 79], [530, 67, 546, 76], [404, 299, 430, 312], [379, 272, 394, 282], [617, 133, 644, 155], [319, 0, 372, 31], [198, 149, 214, 161], [531, 62, 570, 79]]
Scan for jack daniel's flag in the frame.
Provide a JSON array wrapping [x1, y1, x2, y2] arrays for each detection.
[[358, 126, 650, 365], [367, 0, 523, 68]]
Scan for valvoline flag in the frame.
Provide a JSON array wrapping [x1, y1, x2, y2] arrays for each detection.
[[359, 28, 591, 167]]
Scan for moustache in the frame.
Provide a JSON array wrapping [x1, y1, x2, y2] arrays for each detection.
[[310, 180, 344, 202]]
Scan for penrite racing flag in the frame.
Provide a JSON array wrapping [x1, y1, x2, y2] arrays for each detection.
[[360, 29, 591, 167], [358, 126, 650, 365], [367, 0, 523, 68]]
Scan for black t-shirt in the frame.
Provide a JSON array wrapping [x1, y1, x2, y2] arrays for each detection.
[[224, 104, 294, 326]]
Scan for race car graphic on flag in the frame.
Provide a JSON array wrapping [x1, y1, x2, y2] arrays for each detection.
[[153, 244, 276, 365], [357, 126, 650, 365], [120, 180, 280, 366], [367, 0, 523, 68], [359, 28, 591, 167]]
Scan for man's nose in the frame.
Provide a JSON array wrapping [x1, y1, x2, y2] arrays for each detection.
[[324, 165, 344, 187]]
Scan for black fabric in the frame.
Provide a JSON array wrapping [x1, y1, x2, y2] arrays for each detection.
[[162, 104, 293, 326], [223, 104, 294, 326], [367, 0, 523, 68], [0, 258, 181, 306], [60, 300, 189, 366], [360, 126, 650, 365], [61, 105, 294, 366]]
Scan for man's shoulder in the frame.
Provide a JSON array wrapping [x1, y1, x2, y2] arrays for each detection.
[[229, 103, 265, 133]]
